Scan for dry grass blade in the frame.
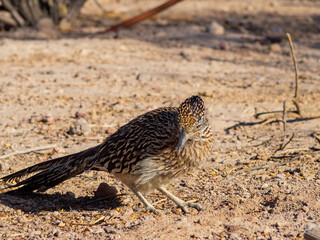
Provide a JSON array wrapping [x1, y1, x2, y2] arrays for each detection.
[[286, 33, 299, 99], [89, 215, 105, 225]]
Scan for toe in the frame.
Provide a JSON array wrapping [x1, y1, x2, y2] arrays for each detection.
[[133, 206, 162, 215], [187, 202, 204, 211], [177, 204, 189, 213], [149, 207, 162, 215]]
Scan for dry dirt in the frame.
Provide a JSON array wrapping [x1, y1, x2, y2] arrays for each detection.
[[0, 0, 320, 239]]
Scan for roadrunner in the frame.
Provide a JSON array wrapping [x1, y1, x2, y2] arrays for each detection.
[[1, 95, 214, 214]]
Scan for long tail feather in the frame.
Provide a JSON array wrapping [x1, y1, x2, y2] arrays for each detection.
[[7, 158, 86, 193], [1, 143, 105, 192], [2, 154, 76, 183]]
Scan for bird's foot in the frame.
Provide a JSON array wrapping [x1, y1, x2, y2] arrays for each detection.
[[156, 187, 204, 214], [187, 202, 204, 211], [133, 206, 170, 215], [177, 202, 204, 213]]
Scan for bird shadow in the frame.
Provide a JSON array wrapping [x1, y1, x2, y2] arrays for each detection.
[[0, 191, 122, 213]]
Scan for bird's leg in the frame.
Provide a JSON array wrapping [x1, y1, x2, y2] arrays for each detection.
[[157, 186, 204, 213], [128, 185, 162, 215]]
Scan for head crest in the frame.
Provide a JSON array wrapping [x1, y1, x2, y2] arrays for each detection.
[[178, 95, 205, 129]]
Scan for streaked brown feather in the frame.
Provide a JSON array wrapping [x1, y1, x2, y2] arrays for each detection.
[[1, 95, 214, 202]]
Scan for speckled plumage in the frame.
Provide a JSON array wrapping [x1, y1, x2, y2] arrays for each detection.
[[1, 95, 214, 214]]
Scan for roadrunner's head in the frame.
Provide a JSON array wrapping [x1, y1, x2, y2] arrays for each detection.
[[177, 95, 206, 154]]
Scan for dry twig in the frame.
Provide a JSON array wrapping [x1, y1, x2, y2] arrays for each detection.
[[277, 133, 295, 152], [254, 33, 301, 121], [93, 0, 108, 13], [254, 110, 298, 119], [275, 34, 300, 151], [97, 0, 183, 33], [286, 33, 299, 99], [282, 100, 287, 132], [312, 132, 320, 145], [287, 33, 302, 116], [233, 162, 287, 175], [279, 147, 314, 153], [0, 144, 57, 160]]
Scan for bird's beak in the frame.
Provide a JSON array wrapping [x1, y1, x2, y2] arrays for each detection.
[[177, 129, 187, 154]]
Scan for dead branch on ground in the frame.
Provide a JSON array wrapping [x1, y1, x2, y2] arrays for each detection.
[[277, 133, 295, 152], [287, 34, 299, 99], [224, 116, 320, 133], [311, 132, 320, 145], [276, 34, 299, 150], [96, 0, 184, 34], [0, 144, 57, 160], [226, 33, 320, 156], [256, 33, 301, 120]]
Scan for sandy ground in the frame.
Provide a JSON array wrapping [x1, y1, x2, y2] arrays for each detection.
[[0, 0, 320, 239]]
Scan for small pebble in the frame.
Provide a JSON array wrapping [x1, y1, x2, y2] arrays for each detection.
[[54, 230, 60, 237], [277, 180, 286, 187], [219, 41, 229, 50], [75, 111, 87, 119], [42, 214, 51, 221], [304, 224, 320, 240], [83, 228, 90, 235], [68, 118, 91, 136], [209, 20, 225, 35], [104, 226, 117, 234], [17, 215, 27, 223], [247, 216, 257, 222], [275, 174, 285, 180], [263, 226, 273, 234], [144, 215, 155, 221], [94, 182, 118, 198], [302, 206, 310, 212], [305, 222, 317, 232], [52, 211, 59, 216], [40, 115, 55, 124], [307, 213, 315, 220], [229, 232, 241, 240], [270, 43, 281, 52], [57, 221, 65, 227]]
